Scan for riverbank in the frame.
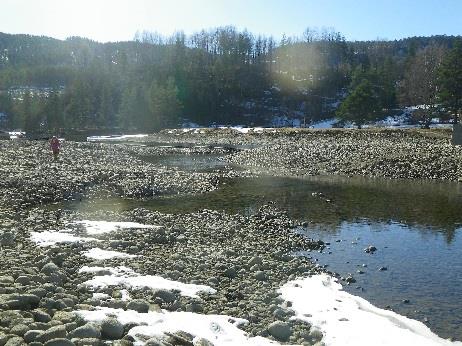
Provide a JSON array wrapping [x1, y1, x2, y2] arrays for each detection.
[[1, 129, 461, 345], [0, 139, 325, 345], [156, 128, 462, 181]]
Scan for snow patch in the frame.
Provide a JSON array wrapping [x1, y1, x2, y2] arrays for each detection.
[[82, 248, 138, 260], [30, 230, 100, 247], [76, 307, 281, 346], [279, 274, 461, 346], [71, 220, 159, 235], [82, 266, 216, 298], [87, 134, 148, 142]]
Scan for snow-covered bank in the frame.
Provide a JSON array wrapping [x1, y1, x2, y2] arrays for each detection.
[[76, 307, 281, 346], [280, 274, 461, 346]]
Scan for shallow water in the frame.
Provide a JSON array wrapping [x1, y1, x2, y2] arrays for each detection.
[[57, 148, 462, 341]]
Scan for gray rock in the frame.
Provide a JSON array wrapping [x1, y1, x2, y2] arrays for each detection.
[[152, 289, 176, 303], [36, 326, 67, 343], [10, 324, 29, 337], [4, 337, 25, 346], [52, 312, 77, 324], [248, 256, 263, 266], [29, 288, 47, 298], [0, 232, 15, 247], [7, 294, 40, 309], [267, 321, 291, 341], [254, 271, 267, 281], [145, 336, 167, 346], [364, 245, 377, 253], [112, 340, 133, 346], [41, 263, 60, 276], [69, 324, 101, 339], [126, 299, 149, 313], [100, 318, 124, 340], [308, 329, 323, 343], [72, 338, 102, 346], [0, 334, 7, 346], [193, 338, 214, 346], [14, 276, 30, 286], [0, 276, 14, 285], [24, 330, 43, 343], [33, 310, 52, 323], [223, 267, 237, 279], [44, 338, 75, 346]]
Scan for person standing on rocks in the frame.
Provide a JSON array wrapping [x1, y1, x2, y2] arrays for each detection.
[[50, 136, 61, 160]]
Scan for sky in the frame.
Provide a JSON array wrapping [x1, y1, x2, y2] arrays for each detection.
[[1, 0, 461, 43]]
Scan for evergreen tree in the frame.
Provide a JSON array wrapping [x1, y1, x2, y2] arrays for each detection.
[[336, 80, 381, 128], [438, 40, 462, 123]]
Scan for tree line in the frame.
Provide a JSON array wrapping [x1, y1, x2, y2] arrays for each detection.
[[0, 28, 461, 132]]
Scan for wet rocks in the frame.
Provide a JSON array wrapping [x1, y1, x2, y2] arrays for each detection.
[[364, 245, 377, 254]]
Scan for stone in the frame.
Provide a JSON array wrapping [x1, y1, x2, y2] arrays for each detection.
[[69, 324, 100, 339], [10, 324, 29, 337], [41, 263, 60, 276], [36, 326, 67, 343], [44, 338, 75, 346], [152, 289, 176, 303], [254, 271, 267, 281], [248, 256, 263, 266], [100, 318, 124, 340], [14, 276, 30, 286], [308, 329, 323, 343], [52, 312, 77, 324], [193, 338, 214, 346], [267, 321, 291, 341], [126, 300, 149, 313], [223, 268, 237, 279], [0, 276, 14, 285], [4, 337, 25, 346], [0, 232, 15, 247], [0, 334, 7, 346], [72, 338, 102, 346], [23, 330, 43, 343], [364, 245, 377, 253], [33, 310, 52, 323]]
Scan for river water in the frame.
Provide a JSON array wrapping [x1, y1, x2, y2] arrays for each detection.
[[61, 143, 462, 341]]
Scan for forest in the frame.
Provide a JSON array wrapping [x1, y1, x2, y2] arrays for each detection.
[[0, 27, 461, 132]]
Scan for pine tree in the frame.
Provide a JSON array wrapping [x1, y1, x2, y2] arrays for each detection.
[[438, 40, 462, 123], [336, 79, 381, 128]]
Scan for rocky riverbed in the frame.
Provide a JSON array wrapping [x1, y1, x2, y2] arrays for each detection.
[[156, 128, 462, 181], [0, 138, 326, 346], [1, 128, 460, 346]]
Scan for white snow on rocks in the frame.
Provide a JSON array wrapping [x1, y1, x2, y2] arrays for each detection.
[[81, 266, 216, 298], [30, 230, 100, 246], [82, 248, 138, 260], [86, 134, 148, 142], [279, 274, 462, 346], [76, 307, 281, 346], [72, 220, 159, 235]]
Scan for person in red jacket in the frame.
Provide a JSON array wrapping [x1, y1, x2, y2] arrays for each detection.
[[50, 136, 61, 160]]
